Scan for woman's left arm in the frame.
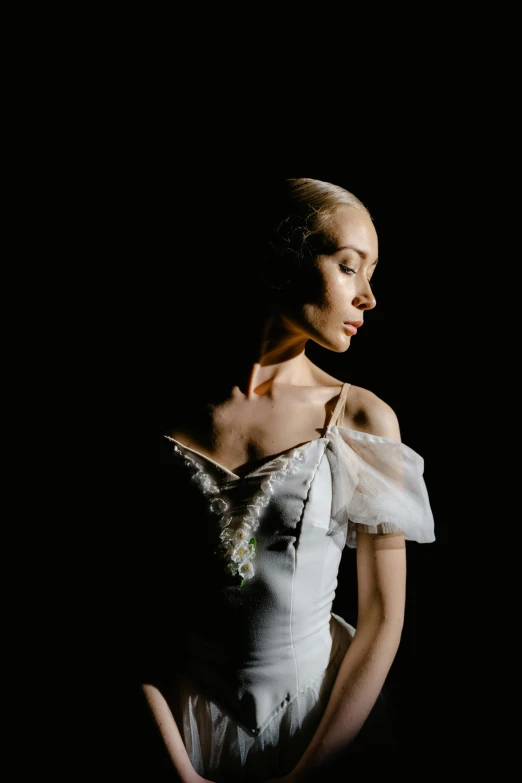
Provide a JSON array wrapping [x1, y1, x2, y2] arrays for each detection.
[[280, 529, 406, 781]]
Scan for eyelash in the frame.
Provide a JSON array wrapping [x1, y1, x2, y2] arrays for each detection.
[[339, 264, 374, 286]]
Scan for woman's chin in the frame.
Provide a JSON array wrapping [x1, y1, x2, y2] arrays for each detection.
[[313, 335, 352, 354]]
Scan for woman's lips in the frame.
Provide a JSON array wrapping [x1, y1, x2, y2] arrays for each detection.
[[343, 320, 363, 335]]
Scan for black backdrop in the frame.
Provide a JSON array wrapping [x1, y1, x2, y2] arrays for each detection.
[[12, 15, 514, 774]]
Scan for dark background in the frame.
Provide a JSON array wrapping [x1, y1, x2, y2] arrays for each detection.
[[10, 12, 515, 774]]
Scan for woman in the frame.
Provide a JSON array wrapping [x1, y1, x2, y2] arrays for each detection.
[[136, 177, 435, 782]]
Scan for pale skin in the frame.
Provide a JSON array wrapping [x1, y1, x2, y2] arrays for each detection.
[[142, 205, 407, 782]]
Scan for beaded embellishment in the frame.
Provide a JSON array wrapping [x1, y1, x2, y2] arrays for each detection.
[[168, 440, 307, 586]]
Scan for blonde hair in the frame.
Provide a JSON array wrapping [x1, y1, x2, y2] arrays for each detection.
[[286, 177, 368, 216]]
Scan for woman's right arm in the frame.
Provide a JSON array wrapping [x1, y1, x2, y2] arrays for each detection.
[[141, 683, 211, 783]]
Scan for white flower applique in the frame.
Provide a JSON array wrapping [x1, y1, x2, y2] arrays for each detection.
[[170, 441, 306, 586]]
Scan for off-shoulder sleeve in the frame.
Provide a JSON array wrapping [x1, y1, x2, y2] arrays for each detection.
[[325, 426, 435, 549]]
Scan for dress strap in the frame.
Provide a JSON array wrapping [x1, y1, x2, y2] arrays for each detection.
[[326, 382, 350, 430]]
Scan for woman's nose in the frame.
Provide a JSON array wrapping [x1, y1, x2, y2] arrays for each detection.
[[354, 282, 377, 311]]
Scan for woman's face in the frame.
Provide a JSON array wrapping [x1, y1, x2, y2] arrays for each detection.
[[281, 205, 378, 353]]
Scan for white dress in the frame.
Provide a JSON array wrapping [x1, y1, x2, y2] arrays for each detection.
[[149, 383, 435, 782]]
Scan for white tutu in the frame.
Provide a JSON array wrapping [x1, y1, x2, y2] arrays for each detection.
[[171, 614, 355, 783]]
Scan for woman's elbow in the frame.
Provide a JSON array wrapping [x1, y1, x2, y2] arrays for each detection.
[[382, 608, 405, 645], [359, 595, 405, 644]]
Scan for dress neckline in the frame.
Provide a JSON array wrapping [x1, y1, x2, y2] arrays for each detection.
[[164, 435, 327, 480], [165, 382, 351, 480]]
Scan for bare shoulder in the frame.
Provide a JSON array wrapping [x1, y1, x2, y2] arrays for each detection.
[[344, 384, 402, 441]]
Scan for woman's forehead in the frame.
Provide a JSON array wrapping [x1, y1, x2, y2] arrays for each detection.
[[324, 206, 378, 257]]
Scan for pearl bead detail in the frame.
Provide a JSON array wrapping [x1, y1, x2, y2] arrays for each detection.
[[170, 442, 308, 585]]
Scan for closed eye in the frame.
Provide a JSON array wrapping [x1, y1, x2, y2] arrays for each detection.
[[340, 264, 375, 287]]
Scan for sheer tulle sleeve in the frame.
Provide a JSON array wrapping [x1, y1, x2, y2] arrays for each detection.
[[326, 427, 435, 549]]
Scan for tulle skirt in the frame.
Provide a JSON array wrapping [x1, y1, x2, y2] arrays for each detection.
[[170, 613, 355, 783]]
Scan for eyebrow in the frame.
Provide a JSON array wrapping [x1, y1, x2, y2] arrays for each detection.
[[336, 245, 378, 266]]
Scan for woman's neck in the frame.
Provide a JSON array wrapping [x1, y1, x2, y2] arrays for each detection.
[[220, 314, 318, 398]]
